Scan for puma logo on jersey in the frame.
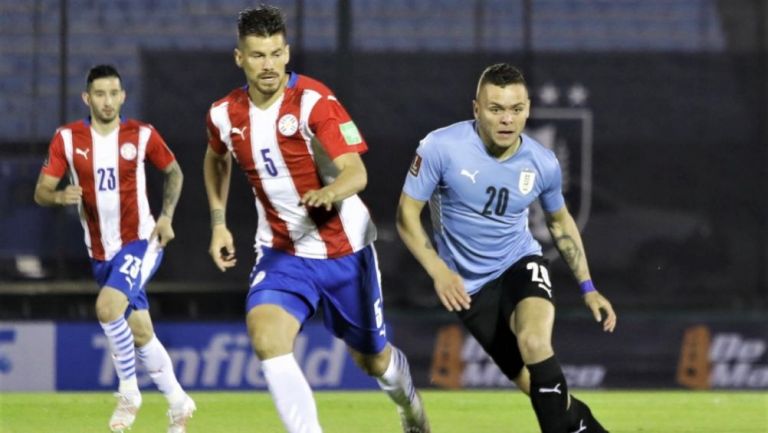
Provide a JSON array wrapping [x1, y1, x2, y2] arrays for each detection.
[[538, 283, 552, 298], [75, 148, 90, 160], [538, 383, 562, 394], [570, 420, 586, 433], [230, 126, 248, 141], [460, 169, 479, 183]]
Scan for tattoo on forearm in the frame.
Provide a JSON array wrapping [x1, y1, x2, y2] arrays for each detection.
[[161, 165, 182, 219], [555, 234, 582, 271], [211, 209, 226, 227]]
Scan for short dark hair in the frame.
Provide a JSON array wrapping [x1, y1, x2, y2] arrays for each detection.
[[237, 5, 286, 39], [476, 63, 526, 97], [86, 64, 121, 89]]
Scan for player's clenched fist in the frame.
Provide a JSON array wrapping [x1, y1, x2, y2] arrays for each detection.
[[209, 225, 236, 272], [56, 185, 82, 205]]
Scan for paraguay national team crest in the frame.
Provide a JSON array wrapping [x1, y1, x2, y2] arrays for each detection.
[[120, 142, 137, 161], [278, 114, 299, 136], [518, 168, 536, 195]]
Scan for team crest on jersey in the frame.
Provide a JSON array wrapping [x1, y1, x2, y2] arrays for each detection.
[[518, 168, 536, 195], [120, 142, 138, 161], [278, 114, 299, 136]]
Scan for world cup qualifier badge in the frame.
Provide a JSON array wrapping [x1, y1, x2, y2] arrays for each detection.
[[409, 154, 422, 177]]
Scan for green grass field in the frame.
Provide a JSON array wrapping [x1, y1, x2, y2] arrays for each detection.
[[0, 390, 766, 433]]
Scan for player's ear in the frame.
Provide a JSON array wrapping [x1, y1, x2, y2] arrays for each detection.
[[285, 44, 290, 64], [233, 47, 243, 68], [81, 91, 90, 108], [472, 99, 479, 119]]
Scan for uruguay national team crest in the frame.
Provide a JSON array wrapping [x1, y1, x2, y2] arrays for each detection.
[[518, 168, 536, 195], [120, 142, 137, 161], [278, 114, 298, 136]]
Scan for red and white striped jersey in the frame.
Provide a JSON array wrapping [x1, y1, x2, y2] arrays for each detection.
[[41, 118, 176, 261], [206, 73, 376, 259]]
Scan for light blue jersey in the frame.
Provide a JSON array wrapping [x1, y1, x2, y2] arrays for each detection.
[[403, 120, 565, 295]]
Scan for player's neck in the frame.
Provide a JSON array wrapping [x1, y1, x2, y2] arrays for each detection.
[[248, 78, 287, 110], [90, 118, 120, 136], [484, 136, 521, 161]]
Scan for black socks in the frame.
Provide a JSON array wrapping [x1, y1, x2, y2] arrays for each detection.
[[528, 356, 569, 433], [567, 395, 609, 433]]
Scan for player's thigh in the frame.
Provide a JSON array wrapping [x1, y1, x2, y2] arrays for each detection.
[[457, 278, 525, 381], [318, 245, 387, 355], [512, 297, 555, 362], [245, 248, 319, 357], [246, 304, 302, 358]]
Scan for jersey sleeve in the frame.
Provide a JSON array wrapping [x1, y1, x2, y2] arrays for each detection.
[[539, 156, 566, 212], [402, 134, 443, 202], [206, 109, 227, 155], [308, 95, 367, 160], [40, 130, 68, 178], [145, 126, 176, 170]]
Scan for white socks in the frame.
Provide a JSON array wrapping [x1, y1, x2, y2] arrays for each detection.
[[262, 353, 323, 433], [376, 347, 418, 409], [136, 335, 186, 406]]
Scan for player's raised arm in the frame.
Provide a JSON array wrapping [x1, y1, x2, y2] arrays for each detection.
[[545, 206, 617, 332], [33, 173, 82, 206], [396, 192, 470, 312], [204, 145, 236, 271]]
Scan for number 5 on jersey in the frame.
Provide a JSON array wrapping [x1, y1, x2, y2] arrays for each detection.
[[260, 149, 278, 176]]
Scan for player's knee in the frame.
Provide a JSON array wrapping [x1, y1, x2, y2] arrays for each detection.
[[131, 326, 153, 346], [352, 351, 389, 377], [95, 298, 122, 323], [516, 331, 552, 360], [249, 328, 292, 359]]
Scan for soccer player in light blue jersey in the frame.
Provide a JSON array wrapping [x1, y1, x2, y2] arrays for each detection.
[[397, 63, 617, 433]]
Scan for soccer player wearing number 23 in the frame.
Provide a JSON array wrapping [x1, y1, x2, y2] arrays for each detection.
[[397, 63, 617, 433], [34, 65, 195, 433]]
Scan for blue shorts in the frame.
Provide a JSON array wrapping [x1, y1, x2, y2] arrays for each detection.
[[91, 239, 163, 316], [246, 245, 388, 354]]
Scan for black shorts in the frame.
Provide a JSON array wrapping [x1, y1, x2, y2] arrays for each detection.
[[456, 255, 555, 381]]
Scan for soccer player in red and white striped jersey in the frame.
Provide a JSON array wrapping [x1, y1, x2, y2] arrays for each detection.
[[34, 65, 195, 433], [204, 6, 429, 433]]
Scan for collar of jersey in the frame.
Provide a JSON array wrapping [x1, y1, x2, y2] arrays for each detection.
[[84, 116, 125, 126]]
